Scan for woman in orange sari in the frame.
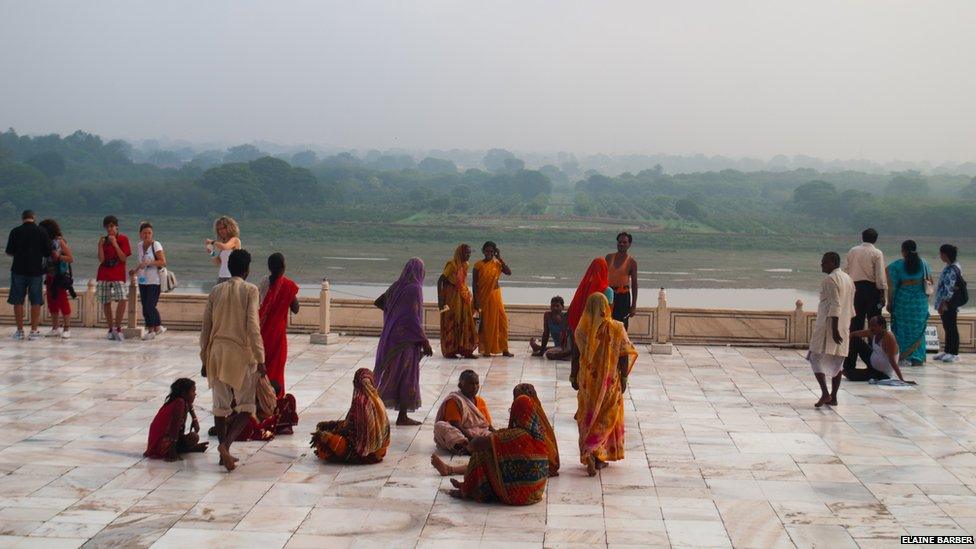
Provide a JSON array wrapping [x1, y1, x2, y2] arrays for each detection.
[[438, 244, 478, 359], [572, 292, 637, 476], [473, 241, 513, 357], [311, 368, 391, 464], [513, 383, 559, 476], [259, 253, 300, 398], [430, 395, 549, 505]]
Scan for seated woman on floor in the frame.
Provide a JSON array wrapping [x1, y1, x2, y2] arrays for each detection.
[[434, 370, 494, 454], [310, 368, 391, 464], [529, 296, 571, 361], [430, 394, 550, 505], [512, 383, 559, 476], [145, 378, 209, 461], [843, 316, 916, 384]]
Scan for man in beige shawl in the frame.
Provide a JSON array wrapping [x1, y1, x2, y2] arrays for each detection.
[[433, 370, 493, 454], [808, 251, 855, 408], [200, 249, 265, 471]]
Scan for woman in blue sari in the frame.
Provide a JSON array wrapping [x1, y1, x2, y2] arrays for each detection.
[[886, 240, 932, 365]]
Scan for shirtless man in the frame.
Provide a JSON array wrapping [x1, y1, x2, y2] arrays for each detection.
[[605, 232, 638, 329]]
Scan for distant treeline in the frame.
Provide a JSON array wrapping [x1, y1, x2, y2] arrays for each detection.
[[573, 167, 976, 236], [0, 129, 974, 236]]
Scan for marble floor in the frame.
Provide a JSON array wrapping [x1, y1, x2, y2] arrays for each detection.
[[1, 330, 975, 548]]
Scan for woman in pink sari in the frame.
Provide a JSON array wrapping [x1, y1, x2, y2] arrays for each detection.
[[259, 253, 300, 397], [373, 258, 434, 426]]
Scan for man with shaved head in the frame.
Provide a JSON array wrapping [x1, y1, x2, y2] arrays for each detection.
[[808, 251, 855, 408]]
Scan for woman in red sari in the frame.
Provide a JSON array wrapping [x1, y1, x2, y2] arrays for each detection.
[[145, 378, 208, 460], [567, 258, 612, 332], [430, 395, 550, 505], [259, 253, 300, 398]]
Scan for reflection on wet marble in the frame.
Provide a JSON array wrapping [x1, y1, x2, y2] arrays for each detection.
[[0, 329, 974, 547]]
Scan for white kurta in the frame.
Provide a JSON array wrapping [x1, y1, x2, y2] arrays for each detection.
[[809, 268, 855, 357]]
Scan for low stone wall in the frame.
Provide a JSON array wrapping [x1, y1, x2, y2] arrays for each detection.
[[2, 281, 973, 351]]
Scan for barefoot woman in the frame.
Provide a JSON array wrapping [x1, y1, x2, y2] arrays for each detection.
[[438, 244, 479, 359], [374, 258, 434, 426], [431, 395, 549, 505], [573, 292, 637, 476]]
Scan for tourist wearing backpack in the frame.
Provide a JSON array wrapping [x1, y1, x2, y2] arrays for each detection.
[[935, 244, 968, 363]]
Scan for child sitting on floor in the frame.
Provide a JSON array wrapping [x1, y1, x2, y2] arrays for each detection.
[[529, 296, 571, 360], [144, 378, 208, 461], [434, 370, 494, 454]]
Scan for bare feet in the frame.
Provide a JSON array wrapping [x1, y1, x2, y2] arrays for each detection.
[[431, 454, 453, 476], [396, 416, 422, 426], [450, 478, 463, 489], [191, 442, 209, 453], [827, 396, 838, 406], [814, 395, 829, 408], [585, 456, 597, 477], [480, 353, 492, 358], [217, 444, 236, 471], [461, 354, 479, 359], [449, 489, 463, 499], [444, 353, 459, 359], [595, 459, 609, 470], [502, 352, 514, 357]]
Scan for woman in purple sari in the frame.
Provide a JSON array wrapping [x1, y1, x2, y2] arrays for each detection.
[[373, 258, 434, 426]]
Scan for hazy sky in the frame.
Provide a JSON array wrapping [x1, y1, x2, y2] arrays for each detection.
[[2, 0, 974, 162]]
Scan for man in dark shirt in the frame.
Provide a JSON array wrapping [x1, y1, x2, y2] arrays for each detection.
[[5, 210, 51, 340]]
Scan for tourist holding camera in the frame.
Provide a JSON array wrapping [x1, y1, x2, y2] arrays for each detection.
[[97, 215, 131, 341]]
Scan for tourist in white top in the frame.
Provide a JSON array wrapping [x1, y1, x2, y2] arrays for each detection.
[[130, 222, 167, 340], [808, 251, 855, 408], [844, 315, 915, 384], [842, 228, 887, 371], [205, 216, 241, 286]]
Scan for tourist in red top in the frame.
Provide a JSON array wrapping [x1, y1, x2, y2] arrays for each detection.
[[96, 215, 131, 341]]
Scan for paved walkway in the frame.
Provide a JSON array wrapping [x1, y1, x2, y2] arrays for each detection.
[[0, 329, 974, 548]]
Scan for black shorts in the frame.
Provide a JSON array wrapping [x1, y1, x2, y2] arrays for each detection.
[[612, 291, 631, 328]]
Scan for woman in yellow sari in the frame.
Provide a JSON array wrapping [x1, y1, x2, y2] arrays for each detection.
[[473, 241, 513, 357], [438, 244, 479, 358], [572, 292, 637, 476], [310, 368, 390, 464]]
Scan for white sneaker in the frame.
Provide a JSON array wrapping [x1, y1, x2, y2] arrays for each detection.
[[28, 331, 41, 341], [107, 330, 116, 341], [45, 327, 62, 338], [12, 330, 24, 340], [943, 354, 960, 363], [114, 328, 125, 342], [142, 331, 156, 341], [61, 330, 71, 340], [933, 352, 947, 361], [157, 326, 167, 336]]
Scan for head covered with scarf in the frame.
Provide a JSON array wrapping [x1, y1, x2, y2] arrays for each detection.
[[567, 258, 609, 330], [348, 368, 391, 457]]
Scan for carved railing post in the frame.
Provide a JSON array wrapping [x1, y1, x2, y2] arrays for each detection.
[[791, 299, 805, 346], [310, 278, 335, 344], [123, 273, 143, 340], [84, 279, 96, 327], [650, 287, 673, 354]]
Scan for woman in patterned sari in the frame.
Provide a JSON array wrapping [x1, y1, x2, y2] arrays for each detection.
[[473, 241, 513, 357], [513, 383, 559, 476], [373, 258, 433, 426], [311, 368, 391, 464], [887, 240, 932, 366], [430, 395, 549, 505], [573, 292, 638, 476], [438, 244, 479, 359]]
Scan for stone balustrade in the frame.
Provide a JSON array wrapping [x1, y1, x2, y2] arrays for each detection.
[[2, 283, 972, 352]]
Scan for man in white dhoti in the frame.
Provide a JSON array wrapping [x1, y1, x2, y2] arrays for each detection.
[[808, 252, 855, 408]]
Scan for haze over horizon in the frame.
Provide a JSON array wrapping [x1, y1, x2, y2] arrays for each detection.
[[2, 0, 974, 163]]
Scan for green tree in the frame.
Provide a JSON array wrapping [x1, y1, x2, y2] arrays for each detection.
[[675, 198, 705, 220], [418, 157, 458, 174], [224, 144, 264, 163], [25, 151, 66, 177], [886, 171, 929, 197]]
